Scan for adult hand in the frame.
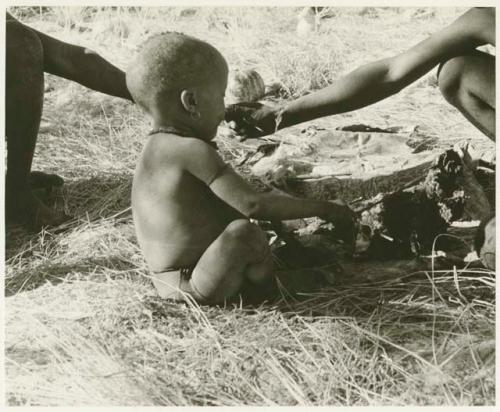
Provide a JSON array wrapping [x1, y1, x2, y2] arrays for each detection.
[[224, 102, 280, 141]]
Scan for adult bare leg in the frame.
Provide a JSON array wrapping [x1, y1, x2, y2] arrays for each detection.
[[439, 50, 496, 270], [7, 12, 132, 101], [6, 20, 69, 229], [438, 50, 495, 141]]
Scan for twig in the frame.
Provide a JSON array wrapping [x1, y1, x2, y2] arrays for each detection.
[[352, 174, 427, 214]]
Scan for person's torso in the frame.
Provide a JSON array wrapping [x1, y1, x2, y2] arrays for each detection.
[[132, 138, 241, 271]]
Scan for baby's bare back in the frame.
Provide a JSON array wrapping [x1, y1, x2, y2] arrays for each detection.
[[132, 134, 241, 272]]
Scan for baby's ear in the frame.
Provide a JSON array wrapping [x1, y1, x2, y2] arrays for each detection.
[[180, 89, 198, 113]]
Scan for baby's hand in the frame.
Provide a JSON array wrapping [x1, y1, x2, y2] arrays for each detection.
[[322, 200, 357, 253], [322, 200, 356, 222]]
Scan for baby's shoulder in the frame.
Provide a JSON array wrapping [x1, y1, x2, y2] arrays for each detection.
[[142, 133, 182, 160], [142, 134, 215, 167]]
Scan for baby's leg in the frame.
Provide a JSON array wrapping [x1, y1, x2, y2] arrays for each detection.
[[6, 20, 69, 230], [189, 219, 274, 304]]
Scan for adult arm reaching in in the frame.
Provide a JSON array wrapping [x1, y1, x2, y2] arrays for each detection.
[[226, 7, 495, 141]]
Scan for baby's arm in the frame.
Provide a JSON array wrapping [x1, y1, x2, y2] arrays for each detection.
[[180, 139, 353, 224]]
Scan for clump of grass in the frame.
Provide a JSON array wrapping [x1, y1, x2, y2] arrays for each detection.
[[6, 260, 495, 405], [255, 34, 345, 98]]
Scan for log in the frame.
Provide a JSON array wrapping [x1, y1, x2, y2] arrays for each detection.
[[278, 160, 433, 202]]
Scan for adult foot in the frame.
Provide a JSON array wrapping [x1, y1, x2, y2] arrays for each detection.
[[474, 216, 495, 270], [29, 171, 64, 191], [6, 189, 71, 231], [454, 143, 491, 221]]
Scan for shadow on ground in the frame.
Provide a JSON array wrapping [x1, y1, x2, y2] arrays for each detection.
[[5, 173, 133, 260], [5, 254, 137, 297]]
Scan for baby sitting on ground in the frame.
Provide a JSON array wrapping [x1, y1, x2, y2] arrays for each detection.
[[127, 32, 355, 304]]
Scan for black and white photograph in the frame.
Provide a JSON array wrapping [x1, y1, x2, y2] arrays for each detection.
[[3, 2, 496, 407]]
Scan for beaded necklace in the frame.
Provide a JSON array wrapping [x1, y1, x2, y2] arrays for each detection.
[[148, 127, 218, 149], [148, 126, 189, 136]]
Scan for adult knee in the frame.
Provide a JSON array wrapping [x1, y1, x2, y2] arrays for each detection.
[[6, 21, 45, 138], [437, 56, 467, 105], [6, 20, 44, 105], [223, 219, 269, 255], [7, 21, 43, 65]]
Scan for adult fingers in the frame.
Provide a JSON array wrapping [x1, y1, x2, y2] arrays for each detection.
[[225, 116, 264, 140], [224, 103, 259, 122]]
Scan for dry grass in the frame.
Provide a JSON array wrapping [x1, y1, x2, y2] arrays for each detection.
[[5, 6, 495, 406]]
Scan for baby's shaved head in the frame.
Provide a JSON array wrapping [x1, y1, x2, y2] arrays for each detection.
[[126, 32, 227, 114]]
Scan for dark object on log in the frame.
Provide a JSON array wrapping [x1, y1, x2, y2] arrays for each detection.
[[358, 190, 460, 260], [335, 124, 405, 133], [423, 149, 462, 200], [263, 147, 494, 262], [357, 149, 494, 260]]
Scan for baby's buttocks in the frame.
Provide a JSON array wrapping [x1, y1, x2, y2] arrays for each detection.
[[138, 238, 204, 273]]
